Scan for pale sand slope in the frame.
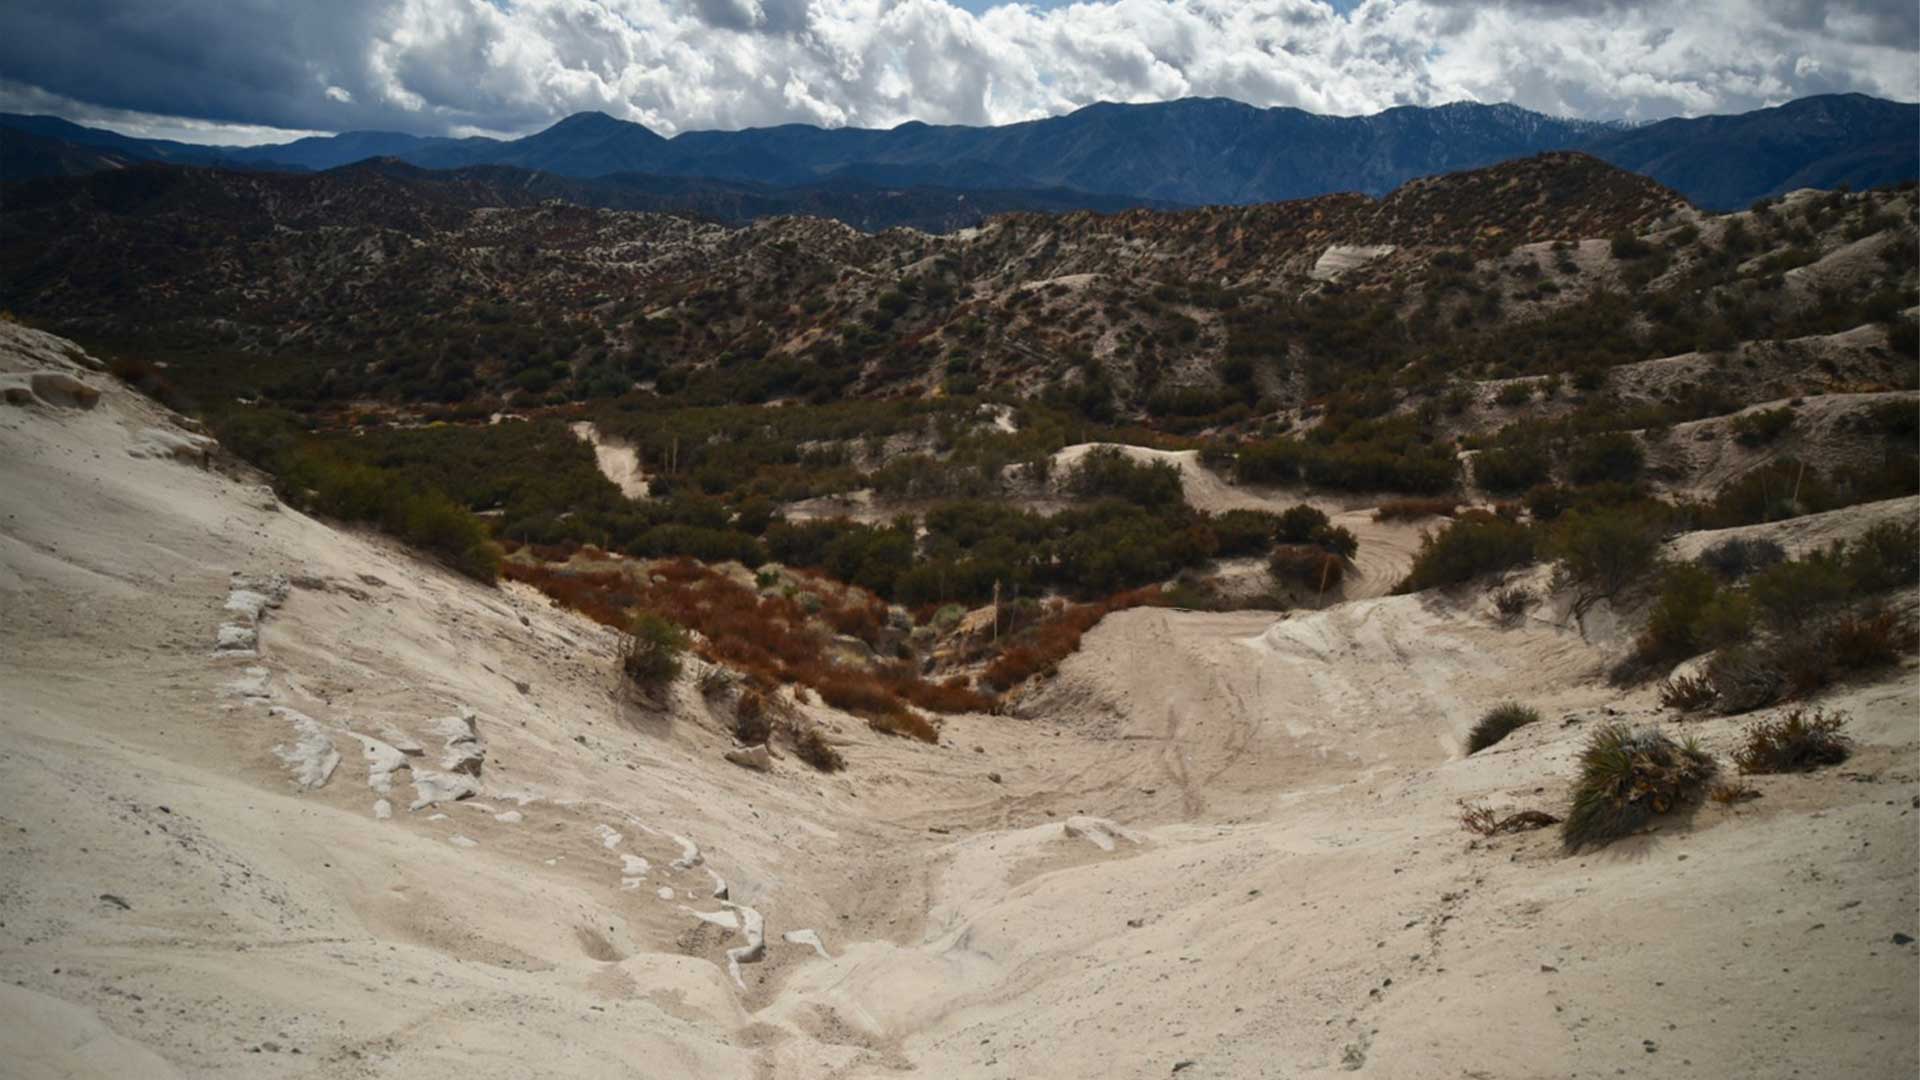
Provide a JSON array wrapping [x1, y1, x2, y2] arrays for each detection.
[[2, 321, 1916, 1079], [568, 420, 650, 499]]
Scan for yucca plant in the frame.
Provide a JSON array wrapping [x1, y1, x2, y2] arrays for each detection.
[[1563, 725, 1717, 851], [1467, 702, 1541, 754]]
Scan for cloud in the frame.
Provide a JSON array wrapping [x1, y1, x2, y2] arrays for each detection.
[[0, 0, 1912, 144]]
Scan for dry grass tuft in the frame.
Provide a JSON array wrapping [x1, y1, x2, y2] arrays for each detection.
[[1491, 585, 1533, 625], [1657, 672, 1718, 712], [1733, 708, 1852, 774]]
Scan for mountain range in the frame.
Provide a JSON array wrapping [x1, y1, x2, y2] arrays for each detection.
[[3, 93, 1915, 226]]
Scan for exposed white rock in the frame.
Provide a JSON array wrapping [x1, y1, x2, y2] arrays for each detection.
[[407, 769, 480, 810], [1310, 243, 1396, 281], [783, 929, 830, 958], [267, 707, 340, 789], [346, 733, 409, 795], [128, 427, 215, 463], [722, 902, 767, 988], [1062, 816, 1140, 853]]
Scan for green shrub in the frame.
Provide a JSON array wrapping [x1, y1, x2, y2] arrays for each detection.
[[1748, 556, 1851, 629], [1842, 521, 1920, 592], [1563, 725, 1717, 851], [1733, 708, 1851, 774], [1634, 562, 1721, 665], [1209, 509, 1282, 556], [1696, 536, 1786, 580], [1494, 381, 1534, 407], [1399, 512, 1537, 591], [1568, 432, 1645, 486], [622, 611, 688, 689], [1548, 508, 1664, 605], [1731, 407, 1795, 446], [1069, 447, 1185, 507], [1475, 444, 1552, 493], [1276, 504, 1331, 543], [1467, 702, 1540, 753], [1270, 545, 1344, 589], [1609, 233, 1655, 259]]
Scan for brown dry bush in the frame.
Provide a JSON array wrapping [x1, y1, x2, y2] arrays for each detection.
[[1733, 708, 1852, 774], [1492, 585, 1533, 624], [1460, 802, 1561, 836], [506, 556, 987, 724], [1657, 672, 1718, 712], [789, 722, 845, 772], [867, 711, 941, 743], [1374, 497, 1459, 521]]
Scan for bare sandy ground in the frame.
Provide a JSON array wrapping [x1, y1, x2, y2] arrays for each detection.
[[569, 420, 650, 499], [3, 322, 1917, 1079]]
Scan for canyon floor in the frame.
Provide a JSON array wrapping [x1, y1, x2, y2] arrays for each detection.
[[3, 322, 1916, 1079]]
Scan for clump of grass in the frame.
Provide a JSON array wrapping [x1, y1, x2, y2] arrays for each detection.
[[1733, 708, 1852, 774], [1563, 725, 1717, 851], [1492, 585, 1533, 625], [1467, 702, 1541, 753], [622, 610, 688, 690], [789, 722, 844, 772], [1657, 672, 1718, 712]]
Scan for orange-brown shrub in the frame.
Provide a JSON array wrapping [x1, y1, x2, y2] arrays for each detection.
[[867, 710, 941, 743], [506, 555, 985, 724], [1374, 497, 1459, 521], [982, 586, 1165, 691]]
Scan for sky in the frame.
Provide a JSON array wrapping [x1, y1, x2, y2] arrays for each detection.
[[0, 0, 1914, 146]]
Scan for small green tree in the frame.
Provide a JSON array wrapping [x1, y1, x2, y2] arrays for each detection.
[[623, 610, 688, 689]]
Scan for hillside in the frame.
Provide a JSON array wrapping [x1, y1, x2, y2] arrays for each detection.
[[4, 310, 1917, 1078]]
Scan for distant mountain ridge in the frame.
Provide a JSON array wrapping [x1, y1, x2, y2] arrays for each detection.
[[3, 93, 1915, 214]]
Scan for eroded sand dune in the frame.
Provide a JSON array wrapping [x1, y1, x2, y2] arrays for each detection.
[[3, 323, 1916, 1079]]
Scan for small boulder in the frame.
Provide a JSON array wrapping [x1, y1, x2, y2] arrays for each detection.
[[725, 745, 773, 772]]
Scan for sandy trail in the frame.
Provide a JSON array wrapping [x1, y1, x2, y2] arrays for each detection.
[[570, 420, 650, 499], [3, 323, 1916, 1079]]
